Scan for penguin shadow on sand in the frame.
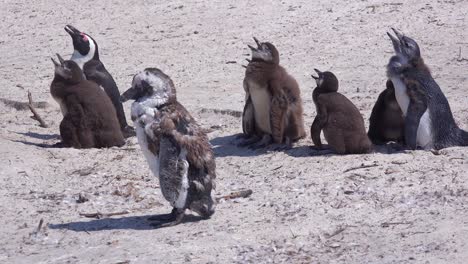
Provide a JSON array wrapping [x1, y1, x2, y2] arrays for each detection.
[[49, 213, 205, 232], [11, 132, 62, 148], [210, 133, 271, 157]]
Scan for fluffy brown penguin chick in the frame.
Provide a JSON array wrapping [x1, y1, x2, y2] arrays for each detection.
[[241, 37, 306, 149], [49, 54, 124, 148], [310, 69, 372, 154], [120, 68, 216, 228]]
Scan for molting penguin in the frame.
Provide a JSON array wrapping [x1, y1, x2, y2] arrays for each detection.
[[120, 68, 216, 227], [64, 25, 135, 138], [311, 69, 372, 154], [50, 54, 124, 148], [368, 80, 405, 145], [387, 28, 468, 150], [241, 37, 306, 148]]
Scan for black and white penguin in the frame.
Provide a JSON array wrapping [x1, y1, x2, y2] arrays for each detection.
[[64, 25, 135, 138], [120, 68, 216, 227], [387, 28, 468, 150]]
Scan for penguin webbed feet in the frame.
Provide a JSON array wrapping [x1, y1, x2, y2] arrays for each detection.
[[248, 134, 272, 149], [122, 125, 136, 138], [149, 208, 185, 228]]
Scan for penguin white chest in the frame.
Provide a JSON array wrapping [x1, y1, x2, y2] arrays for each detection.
[[135, 121, 160, 177], [248, 81, 272, 133], [390, 77, 433, 148]]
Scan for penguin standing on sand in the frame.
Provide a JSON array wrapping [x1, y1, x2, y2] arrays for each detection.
[[310, 69, 372, 154], [64, 25, 135, 137], [387, 28, 468, 150], [241, 37, 306, 148], [368, 80, 405, 145], [50, 54, 124, 148], [120, 68, 216, 227]]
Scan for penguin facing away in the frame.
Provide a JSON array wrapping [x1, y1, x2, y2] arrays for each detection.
[[368, 80, 405, 145], [310, 69, 373, 154], [120, 68, 216, 227], [50, 54, 125, 148], [241, 37, 306, 148], [387, 28, 468, 150], [64, 25, 135, 138]]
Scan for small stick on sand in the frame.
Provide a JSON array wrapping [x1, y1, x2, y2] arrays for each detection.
[[28, 91, 48, 128], [216, 189, 253, 202], [79, 210, 130, 219], [35, 218, 44, 233], [343, 163, 379, 173]]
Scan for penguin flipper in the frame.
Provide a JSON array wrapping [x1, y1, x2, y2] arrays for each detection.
[[61, 95, 94, 148], [404, 79, 428, 149], [270, 89, 288, 144], [84, 60, 130, 131], [311, 100, 328, 148], [158, 107, 216, 179], [242, 95, 256, 136]]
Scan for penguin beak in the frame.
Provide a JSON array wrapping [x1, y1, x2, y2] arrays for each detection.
[[56, 53, 65, 65], [247, 44, 257, 51], [64, 25, 81, 37], [120, 87, 137, 102], [387, 28, 403, 53], [253, 37, 261, 48], [311, 68, 322, 79], [51, 57, 60, 67]]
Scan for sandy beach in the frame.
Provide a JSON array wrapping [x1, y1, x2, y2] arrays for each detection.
[[0, 0, 467, 263]]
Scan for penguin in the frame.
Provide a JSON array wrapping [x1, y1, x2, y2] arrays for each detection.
[[387, 28, 468, 150], [50, 54, 125, 148], [310, 69, 373, 154], [120, 68, 216, 227], [241, 37, 306, 148], [368, 80, 405, 145], [64, 25, 135, 138]]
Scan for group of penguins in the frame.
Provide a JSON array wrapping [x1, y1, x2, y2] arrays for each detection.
[[49, 25, 468, 227]]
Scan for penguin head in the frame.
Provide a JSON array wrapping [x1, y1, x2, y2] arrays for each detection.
[[65, 25, 99, 62], [387, 28, 421, 60], [121, 68, 176, 107], [51, 53, 84, 83], [248, 37, 280, 64], [311, 69, 338, 93]]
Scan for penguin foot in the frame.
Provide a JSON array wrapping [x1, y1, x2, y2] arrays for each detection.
[[248, 134, 272, 149], [236, 136, 260, 147], [268, 143, 291, 151], [122, 126, 136, 138], [150, 210, 185, 228], [147, 208, 177, 221]]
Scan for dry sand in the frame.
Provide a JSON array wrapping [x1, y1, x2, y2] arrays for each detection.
[[1, 0, 467, 263]]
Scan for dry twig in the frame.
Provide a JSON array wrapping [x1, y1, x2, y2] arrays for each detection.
[[79, 210, 130, 219], [343, 163, 379, 173], [27, 91, 48, 128], [216, 189, 253, 202]]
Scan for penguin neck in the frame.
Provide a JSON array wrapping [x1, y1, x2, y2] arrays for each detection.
[[137, 94, 175, 109], [71, 39, 98, 70]]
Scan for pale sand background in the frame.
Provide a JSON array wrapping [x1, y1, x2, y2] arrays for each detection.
[[1, 0, 467, 263]]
